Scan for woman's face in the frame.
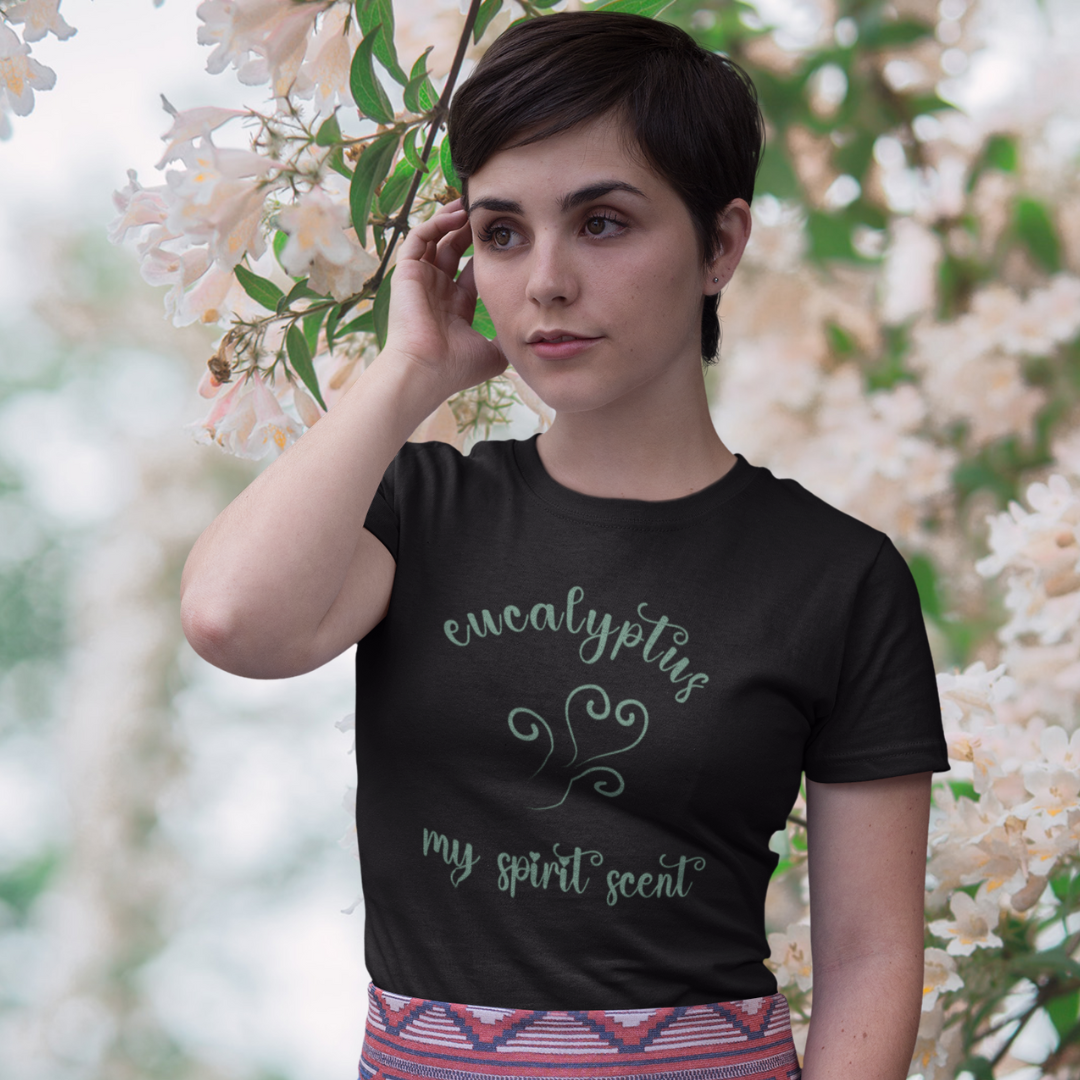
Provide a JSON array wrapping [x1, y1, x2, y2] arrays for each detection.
[[467, 115, 719, 418]]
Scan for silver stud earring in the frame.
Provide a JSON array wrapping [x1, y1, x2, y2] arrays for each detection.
[[713, 277, 719, 282]]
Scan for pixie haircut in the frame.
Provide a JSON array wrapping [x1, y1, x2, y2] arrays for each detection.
[[447, 12, 765, 364]]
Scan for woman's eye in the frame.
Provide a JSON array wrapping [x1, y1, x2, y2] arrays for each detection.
[[583, 215, 625, 237], [491, 226, 513, 247]]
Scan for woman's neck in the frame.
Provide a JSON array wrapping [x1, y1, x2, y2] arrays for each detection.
[[534, 368, 736, 502]]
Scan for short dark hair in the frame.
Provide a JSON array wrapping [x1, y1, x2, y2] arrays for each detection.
[[447, 11, 765, 364]]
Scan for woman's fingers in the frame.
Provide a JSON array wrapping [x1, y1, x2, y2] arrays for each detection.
[[434, 217, 475, 280], [455, 257, 478, 305], [398, 203, 468, 263]]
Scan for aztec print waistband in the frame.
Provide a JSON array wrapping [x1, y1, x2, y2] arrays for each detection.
[[359, 982, 802, 1080]]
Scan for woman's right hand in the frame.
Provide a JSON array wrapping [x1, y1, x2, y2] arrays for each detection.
[[382, 199, 508, 398]]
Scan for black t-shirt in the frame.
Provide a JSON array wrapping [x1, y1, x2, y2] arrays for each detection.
[[356, 435, 948, 1010]]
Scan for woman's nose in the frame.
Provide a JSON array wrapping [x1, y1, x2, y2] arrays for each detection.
[[525, 235, 578, 307]]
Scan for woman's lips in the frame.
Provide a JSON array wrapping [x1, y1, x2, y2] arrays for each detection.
[[527, 335, 602, 359]]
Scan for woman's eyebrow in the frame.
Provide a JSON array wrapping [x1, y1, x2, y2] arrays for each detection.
[[560, 181, 647, 211], [466, 181, 648, 217]]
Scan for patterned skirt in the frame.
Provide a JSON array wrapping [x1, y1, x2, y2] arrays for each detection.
[[359, 983, 802, 1080]]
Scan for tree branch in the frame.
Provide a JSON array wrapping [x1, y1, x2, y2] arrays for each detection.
[[365, 0, 484, 294]]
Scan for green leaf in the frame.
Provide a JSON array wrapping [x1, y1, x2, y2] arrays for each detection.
[[1008, 949, 1080, 983], [326, 304, 343, 354], [1051, 866, 1080, 903], [440, 137, 460, 192], [315, 113, 342, 147], [985, 134, 1019, 173], [947, 780, 978, 802], [338, 309, 376, 336], [350, 27, 395, 123], [376, 159, 415, 218], [473, 0, 503, 43], [350, 130, 399, 245], [755, 138, 800, 200], [418, 71, 437, 111], [327, 146, 355, 181], [806, 210, 858, 262], [234, 263, 285, 310], [825, 321, 856, 358], [273, 229, 289, 270], [356, 0, 408, 85], [1047, 990, 1080, 1040], [832, 131, 876, 185], [908, 552, 942, 620], [404, 47, 434, 113], [958, 1056, 995, 1080], [373, 265, 395, 351], [591, 0, 676, 15], [1014, 196, 1061, 273], [303, 307, 327, 354], [770, 857, 793, 879], [0, 851, 60, 921], [286, 324, 328, 411], [276, 278, 325, 314], [861, 18, 934, 48], [402, 126, 429, 174], [472, 298, 497, 340]]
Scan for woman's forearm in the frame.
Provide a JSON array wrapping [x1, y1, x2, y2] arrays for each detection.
[[180, 350, 445, 676], [800, 948, 922, 1080]]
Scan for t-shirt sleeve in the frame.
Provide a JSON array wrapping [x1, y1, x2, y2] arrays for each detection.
[[803, 535, 950, 783], [363, 454, 400, 561]]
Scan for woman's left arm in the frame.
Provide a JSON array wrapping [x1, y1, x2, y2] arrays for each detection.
[[800, 771, 932, 1080]]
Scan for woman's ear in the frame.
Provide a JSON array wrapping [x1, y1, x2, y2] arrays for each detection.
[[704, 198, 752, 295]]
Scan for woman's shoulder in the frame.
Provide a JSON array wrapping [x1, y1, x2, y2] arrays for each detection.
[[383, 435, 523, 499], [742, 460, 894, 570]]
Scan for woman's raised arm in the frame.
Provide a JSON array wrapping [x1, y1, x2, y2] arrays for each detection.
[[800, 771, 932, 1080], [180, 201, 506, 679]]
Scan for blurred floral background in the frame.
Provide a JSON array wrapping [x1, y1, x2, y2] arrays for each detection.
[[2, 0, 1080, 1078]]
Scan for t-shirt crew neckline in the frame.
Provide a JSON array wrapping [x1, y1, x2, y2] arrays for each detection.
[[512, 433, 759, 529]]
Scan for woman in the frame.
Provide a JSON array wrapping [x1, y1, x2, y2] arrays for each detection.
[[181, 12, 948, 1080]]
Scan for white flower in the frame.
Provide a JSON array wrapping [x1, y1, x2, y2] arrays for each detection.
[[1023, 815, 1068, 879], [1020, 762, 1080, 819], [937, 661, 1016, 728], [921, 947, 963, 1011], [197, 0, 328, 99], [4, 0, 76, 43], [165, 139, 278, 268], [277, 189, 378, 299], [879, 217, 941, 325], [910, 1003, 964, 1080], [157, 103, 246, 168], [0, 22, 56, 118], [193, 372, 303, 459], [167, 263, 249, 327], [1038, 725, 1080, 771], [928, 886, 1003, 955], [108, 170, 171, 245], [277, 187, 355, 273], [294, 2, 357, 116], [766, 922, 813, 991]]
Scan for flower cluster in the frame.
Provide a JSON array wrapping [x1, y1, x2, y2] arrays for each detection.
[[910, 276, 1080, 450], [0, 0, 74, 138], [977, 466, 1080, 726], [713, 334, 958, 545]]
